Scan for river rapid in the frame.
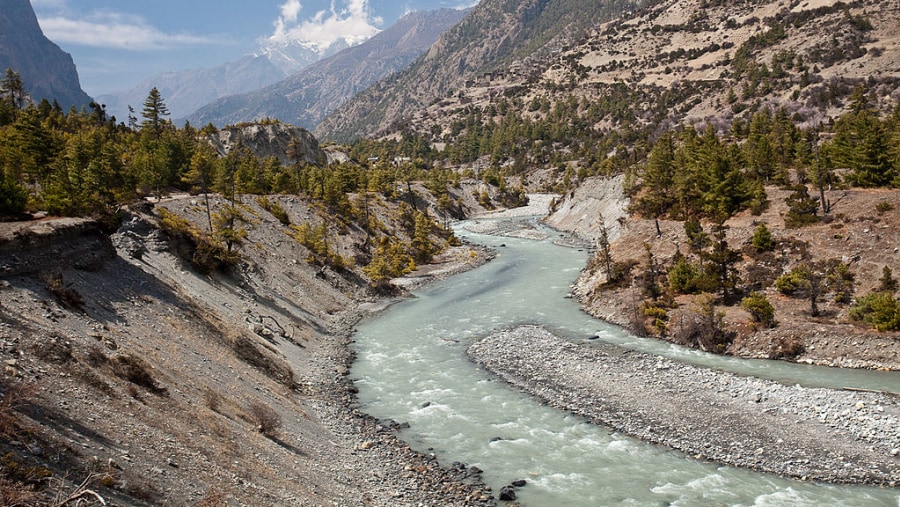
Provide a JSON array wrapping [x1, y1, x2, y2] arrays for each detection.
[[351, 217, 899, 506]]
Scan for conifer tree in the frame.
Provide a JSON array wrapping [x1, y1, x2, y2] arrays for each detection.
[[141, 87, 170, 140], [701, 223, 742, 302], [830, 85, 895, 187], [1, 68, 28, 110]]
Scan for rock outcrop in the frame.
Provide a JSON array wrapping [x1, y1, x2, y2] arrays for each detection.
[[205, 122, 326, 166], [0, 0, 92, 109]]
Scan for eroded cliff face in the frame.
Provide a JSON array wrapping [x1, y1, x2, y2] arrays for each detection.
[[205, 123, 326, 166], [0, 0, 92, 108], [0, 199, 492, 506], [0, 218, 114, 277]]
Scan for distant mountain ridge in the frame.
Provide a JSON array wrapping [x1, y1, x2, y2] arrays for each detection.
[[97, 32, 364, 123], [314, 0, 643, 142], [0, 0, 92, 109], [185, 8, 468, 130]]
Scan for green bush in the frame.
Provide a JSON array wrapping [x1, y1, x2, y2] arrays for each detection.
[[775, 265, 811, 295], [849, 292, 900, 331], [257, 196, 290, 225], [875, 200, 894, 215], [641, 302, 668, 335], [750, 223, 775, 252], [668, 255, 703, 294], [741, 291, 777, 328]]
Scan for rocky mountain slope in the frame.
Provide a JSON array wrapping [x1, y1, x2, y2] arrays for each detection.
[[315, 0, 642, 142], [321, 0, 899, 144], [187, 9, 469, 130], [0, 0, 92, 109], [0, 191, 496, 505], [204, 122, 327, 166]]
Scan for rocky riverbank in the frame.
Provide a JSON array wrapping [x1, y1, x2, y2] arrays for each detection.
[[468, 325, 900, 486], [0, 204, 500, 506]]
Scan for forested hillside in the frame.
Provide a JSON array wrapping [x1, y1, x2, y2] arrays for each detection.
[[0, 81, 486, 288]]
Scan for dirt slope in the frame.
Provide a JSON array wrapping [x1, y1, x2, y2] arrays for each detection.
[[0, 196, 494, 506]]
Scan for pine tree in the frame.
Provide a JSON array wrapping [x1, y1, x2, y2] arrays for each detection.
[[140, 87, 170, 140], [1, 68, 28, 110], [637, 132, 676, 217], [701, 223, 742, 302], [751, 223, 775, 252], [830, 85, 896, 187], [879, 266, 897, 294]]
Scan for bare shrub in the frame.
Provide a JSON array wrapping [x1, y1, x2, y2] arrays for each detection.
[[113, 355, 167, 395], [126, 385, 140, 400], [0, 453, 50, 506], [769, 335, 805, 359], [0, 379, 39, 439], [32, 336, 74, 364], [230, 335, 295, 388], [195, 489, 227, 507], [0, 475, 42, 507], [246, 401, 282, 438], [671, 295, 735, 354], [44, 274, 85, 311], [203, 387, 222, 412], [83, 345, 109, 368]]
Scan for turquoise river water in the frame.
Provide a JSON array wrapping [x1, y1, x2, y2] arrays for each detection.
[[351, 218, 899, 506]]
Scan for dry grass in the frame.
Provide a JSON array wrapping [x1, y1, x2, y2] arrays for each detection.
[[245, 401, 282, 438]]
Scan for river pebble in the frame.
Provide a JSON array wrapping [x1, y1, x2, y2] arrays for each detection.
[[468, 325, 900, 486]]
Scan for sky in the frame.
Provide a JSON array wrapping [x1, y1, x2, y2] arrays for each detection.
[[31, 0, 478, 96]]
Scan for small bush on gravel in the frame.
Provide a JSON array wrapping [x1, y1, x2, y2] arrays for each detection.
[[849, 292, 900, 331], [741, 292, 777, 328], [203, 387, 222, 412], [113, 355, 167, 395], [246, 401, 282, 438], [768, 335, 804, 359], [875, 200, 894, 215], [230, 335, 296, 388], [44, 274, 85, 312], [256, 196, 290, 225]]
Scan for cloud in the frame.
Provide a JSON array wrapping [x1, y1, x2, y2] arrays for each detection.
[[268, 0, 382, 49], [452, 0, 481, 9], [36, 8, 218, 50], [280, 0, 303, 23]]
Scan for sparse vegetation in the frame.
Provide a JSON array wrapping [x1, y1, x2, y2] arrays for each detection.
[[113, 354, 167, 395], [246, 401, 282, 438], [850, 292, 900, 331], [741, 292, 777, 328]]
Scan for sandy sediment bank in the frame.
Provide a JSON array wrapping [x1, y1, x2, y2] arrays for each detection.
[[467, 325, 900, 486]]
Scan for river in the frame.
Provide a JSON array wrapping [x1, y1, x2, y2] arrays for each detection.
[[351, 217, 899, 506]]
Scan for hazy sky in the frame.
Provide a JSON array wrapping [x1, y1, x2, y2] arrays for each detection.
[[31, 0, 477, 96]]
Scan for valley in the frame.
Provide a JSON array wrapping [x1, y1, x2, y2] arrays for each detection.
[[1, 0, 899, 504]]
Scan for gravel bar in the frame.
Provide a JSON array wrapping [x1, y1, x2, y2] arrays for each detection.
[[467, 325, 900, 486]]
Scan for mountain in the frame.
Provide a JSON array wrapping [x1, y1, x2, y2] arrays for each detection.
[[319, 0, 900, 145], [96, 54, 286, 124], [97, 35, 360, 124], [0, 0, 92, 109], [314, 0, 642, 142], [184, 9, 469, 130]]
